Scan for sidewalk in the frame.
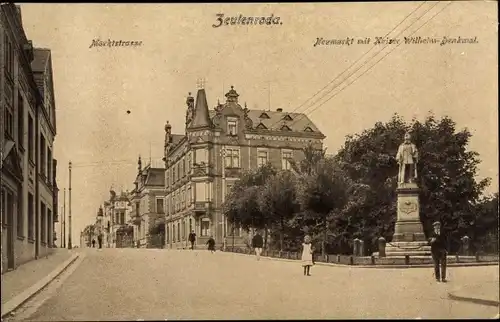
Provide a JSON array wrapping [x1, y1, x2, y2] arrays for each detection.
[[448, 279, 500, 307], [1, 248, 79, 317]]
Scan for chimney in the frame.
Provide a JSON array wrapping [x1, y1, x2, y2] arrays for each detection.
[[276, 108, 283, 112]]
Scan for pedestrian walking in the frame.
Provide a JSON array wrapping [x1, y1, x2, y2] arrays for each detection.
[[206, 236, 216, 253], [301, 235, 314, 276], [92, 239, 96, 248], [429, 221, 448, 282], [97, 234, 103, 249], [252, 231, 264, 260], [188, 230, 196, 250]]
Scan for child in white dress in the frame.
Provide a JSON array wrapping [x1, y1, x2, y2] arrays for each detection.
[[301, 235, 314, 276]]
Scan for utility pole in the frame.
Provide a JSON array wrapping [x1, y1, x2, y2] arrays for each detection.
[[63, 188, 66, 248], [68, 161, 72, 249], [220, 147, 227, 251]]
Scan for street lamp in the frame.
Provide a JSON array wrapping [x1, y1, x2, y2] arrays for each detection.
[[220, 146, 227, 250]]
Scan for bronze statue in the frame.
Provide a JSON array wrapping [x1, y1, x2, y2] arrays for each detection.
[[396, 132, 418, 184]]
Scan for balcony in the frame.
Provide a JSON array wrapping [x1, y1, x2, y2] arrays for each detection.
[[131, 215, 141, 225], [194, 201, 213, 214], [192, 163, 214, 177], [224, 167, 241, 178]]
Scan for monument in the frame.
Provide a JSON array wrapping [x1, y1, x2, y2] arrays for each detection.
[[385, 132, 431, 256]]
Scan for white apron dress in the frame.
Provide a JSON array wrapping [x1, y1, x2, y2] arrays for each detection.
[[301, 242, 313, 266]]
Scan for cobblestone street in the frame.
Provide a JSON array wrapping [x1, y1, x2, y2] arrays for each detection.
[[22, 248, 499, 320]]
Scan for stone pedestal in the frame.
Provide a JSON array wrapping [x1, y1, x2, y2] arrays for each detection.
[[386, 182, 431, 256]]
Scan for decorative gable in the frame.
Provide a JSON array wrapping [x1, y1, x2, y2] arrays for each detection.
[[259, 112, 270, 119], [304, 126, 314, 132], [256, 122, 268, 130], [283, 114, 293, 121], [281, 125, 292, 131]]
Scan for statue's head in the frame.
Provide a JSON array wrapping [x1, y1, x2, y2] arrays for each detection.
[[404, 132, 411, 143]]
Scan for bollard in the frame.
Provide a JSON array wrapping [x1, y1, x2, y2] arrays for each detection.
[[405, 255, 410, 265], [378, 237, 386, 258], [461, 235, 470, 256], [359, 240, 365, 257], [371, 255, 375, 265], [349, 256, 354, 265], [353, 238, 360, 257]]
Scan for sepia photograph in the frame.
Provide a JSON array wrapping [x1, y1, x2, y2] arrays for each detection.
[[0, 1, 498, 320]]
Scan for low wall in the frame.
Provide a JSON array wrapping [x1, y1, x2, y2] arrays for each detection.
[[224, 247, 499, 267]]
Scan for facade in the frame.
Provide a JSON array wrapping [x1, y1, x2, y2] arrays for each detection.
[[162, 85, 325, 249], [1, 4, 57, 273], [108, 189, 133, 248], [129, 157, 166, 248]]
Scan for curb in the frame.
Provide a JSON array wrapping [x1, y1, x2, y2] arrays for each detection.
[[447, 292, 500, 308], [1, 252, 80, 319], [222, 251, 499, 269]]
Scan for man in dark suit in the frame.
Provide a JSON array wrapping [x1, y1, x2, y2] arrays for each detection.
[[429, 221, 448, 282], [252, 231, 264, 261]]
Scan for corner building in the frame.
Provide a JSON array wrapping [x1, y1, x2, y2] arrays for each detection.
[[163, 85, 325, 249], [1, 4, 57, 273]]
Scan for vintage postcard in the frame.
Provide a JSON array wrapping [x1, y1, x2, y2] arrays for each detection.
[[1, 1, 498, 320]]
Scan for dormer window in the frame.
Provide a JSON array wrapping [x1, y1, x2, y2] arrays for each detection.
[[283, 114, 293, 121], [256, 122, 268, 130], [227, 118, 238, 136], [304, 126, 314, 132], [281, 125, 292, 131], [259, 112, 270, 119]]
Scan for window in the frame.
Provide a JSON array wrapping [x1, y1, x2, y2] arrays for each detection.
[[259, 112, 270, 119], [229, 221, 241, 237], [40, 135, 46, 178], [182, 158, 186, 177], [201, 218, 210, 237], [226, 181, 235, 196], [227, 119, 238, 135], [4, 34, 14, 76], [4, 104, 14, 138], [18, 92, 24, 147], [47, 209, 52, 244], [166, 170, 170, 188], [187, 153, 191, 173], [282, 150, 293, 170], [1, 189, 5, 226], [156, 198, 164, 214], [283, 114, 293, 121], [17, 192, 23, 237], [189, 218, 193, 232], [28, 193, 34, 239], [120, 212, 125, 225], [224, 148, 240, 168], [187, 185, 192, 205], [182, 221, 185, 239], [173, 165, 176, 183], [6, 192, 13, 229], [177, 222, 181, 241], [41, 203, 46, 244], [47, 149, 52, 184], [257, 150, 268, 167], [28, 115, 34, 161]]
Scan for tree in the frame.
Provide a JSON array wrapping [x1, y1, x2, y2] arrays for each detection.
[[223, 164, 277, 247], [335, 113, 491, 253], [471, 193, 499, 254], [297, 156, 368, 256], [258, 170, 299, 252]]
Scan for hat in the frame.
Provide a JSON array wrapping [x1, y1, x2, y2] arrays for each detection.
[[432, 221, 441, 227]]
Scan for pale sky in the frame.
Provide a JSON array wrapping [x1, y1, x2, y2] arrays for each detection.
[[19, 2, 498, 244]]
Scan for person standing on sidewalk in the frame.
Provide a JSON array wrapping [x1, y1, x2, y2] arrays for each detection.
[[301, 235, 314, 276], [429, 221, 448, 282], [92, 239, 96, 248], [188, 230, 197, 250], [97, 233, 103, 249], [206, 236, 216, 253], [252, 231, 264, 260]]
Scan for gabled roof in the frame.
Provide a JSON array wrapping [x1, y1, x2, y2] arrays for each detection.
[[246, 110, 322, 134]]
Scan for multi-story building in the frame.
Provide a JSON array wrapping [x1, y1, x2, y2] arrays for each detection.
[[108, 189, 133, 248], [162, 84, 325, 249], [129, 156, 166, 248], [1, 4, 57, 273]]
